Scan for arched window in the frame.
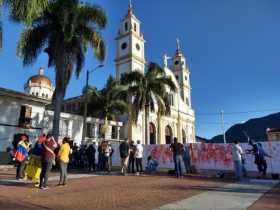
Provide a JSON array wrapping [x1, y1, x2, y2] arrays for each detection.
[[134, 23, 137, 32], [32, 92, 34, 95], [42, 93, 45, 98], [124, 22, 128, 31], [46, 94, 48, 99], [165, 125, 173, 144], [186, 98, 189, 106], [36, 92, 39, 97]]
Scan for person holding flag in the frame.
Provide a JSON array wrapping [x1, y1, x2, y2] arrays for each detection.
[[14, 135, 30, 180]]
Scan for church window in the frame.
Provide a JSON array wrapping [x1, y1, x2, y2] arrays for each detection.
[[185, 76, 188, 81], [18, 105, 32, 128], [136, 43, 140, 51], [36, 92, 39, 97], [134, 23, 137, 32], [186, 98, 189, 106], [174, 60, 179, 66], [168, 94, 174, 106], [124, 22, 128, 31], [121, 42, 127, 50]]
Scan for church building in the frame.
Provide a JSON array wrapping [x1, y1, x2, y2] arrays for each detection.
[[115, 3, 196, 144]]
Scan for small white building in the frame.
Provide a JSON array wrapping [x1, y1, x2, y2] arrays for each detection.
[[0, 69, 123, 151]]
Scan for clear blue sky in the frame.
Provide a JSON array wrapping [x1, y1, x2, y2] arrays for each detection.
[[1, 0, 280, 139]]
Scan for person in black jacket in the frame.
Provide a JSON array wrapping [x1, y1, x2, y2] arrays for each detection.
[[86, 143, 96, 172], [119, 139, 130, 175]]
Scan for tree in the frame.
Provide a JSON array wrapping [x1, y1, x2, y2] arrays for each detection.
[[121, 62, 176, 144], [87, 76, 128, 137], [17, 0, 107, 139]]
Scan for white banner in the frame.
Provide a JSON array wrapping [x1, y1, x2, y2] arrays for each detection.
[[111, 142, 280, 173]]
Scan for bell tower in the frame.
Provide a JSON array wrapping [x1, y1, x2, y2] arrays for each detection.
[[115, 1, 146, 80], [172, 39, 192, 107]]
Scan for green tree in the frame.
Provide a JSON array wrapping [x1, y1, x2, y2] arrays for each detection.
[[7, 0, 49, 25], [18, 0, 107, 139], [121, 62, 176, 144], [0, 0, 50, 49], [87, 76, 128, 136]]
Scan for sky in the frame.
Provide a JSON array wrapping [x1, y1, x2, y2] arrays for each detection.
[[0, 0, 280, 139]]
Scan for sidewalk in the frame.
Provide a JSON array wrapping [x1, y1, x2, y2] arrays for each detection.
[[154, 179, 279, 210]]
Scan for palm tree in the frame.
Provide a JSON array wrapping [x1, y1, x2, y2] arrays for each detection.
[[87, 76, 128, 137], [17, 0, 107, 139], [121, 62, 177, 144]]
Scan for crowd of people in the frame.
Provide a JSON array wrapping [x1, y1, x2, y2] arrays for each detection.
[[10, 133, 273, 189], [13, 134, 70, 189]]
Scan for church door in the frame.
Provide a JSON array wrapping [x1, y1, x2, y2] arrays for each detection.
[[165, 125, 173, 144], [149, 123, 156, 144]]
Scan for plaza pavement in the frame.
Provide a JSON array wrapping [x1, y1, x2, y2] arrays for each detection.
[[0, 170, 279, 210]]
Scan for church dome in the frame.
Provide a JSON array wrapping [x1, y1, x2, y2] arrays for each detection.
[[27, 68, 52, 88], [25, 68, 54, 100]]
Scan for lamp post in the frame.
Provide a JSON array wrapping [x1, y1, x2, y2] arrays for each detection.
[[82, 64, 104, 144], [220, 110, 226, 144]]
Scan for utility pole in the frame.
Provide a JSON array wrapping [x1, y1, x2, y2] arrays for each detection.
[[220, 110, 226, 144], [81, 65, 104, 145]]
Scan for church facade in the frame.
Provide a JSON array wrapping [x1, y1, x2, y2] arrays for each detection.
[[115, 4, 196, 144]]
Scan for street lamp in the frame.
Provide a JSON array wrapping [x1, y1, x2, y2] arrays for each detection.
[[82, 64, 104, 144]]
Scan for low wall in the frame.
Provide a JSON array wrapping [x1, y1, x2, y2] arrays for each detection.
[[111, 142, 280, 174]]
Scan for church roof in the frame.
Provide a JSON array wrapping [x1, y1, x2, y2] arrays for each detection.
[[0, 87, 50, 104], [26, 68, 52, 88]]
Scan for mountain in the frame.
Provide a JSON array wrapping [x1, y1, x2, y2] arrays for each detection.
[[210, 112, 280, 143]]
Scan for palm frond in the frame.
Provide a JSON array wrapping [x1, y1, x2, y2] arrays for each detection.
[[8, 0, 49, 25], [17, 24, 50, 65], [78, 4, 107, 29], [120, 71, 144, 85]]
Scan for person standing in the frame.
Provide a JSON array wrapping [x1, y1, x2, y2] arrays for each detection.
[[39, 134, 57, 190], [57, 137, 71, 186], [14, 135, 30, 180], [86, 142, 96, 172], [170, 138, 184, 178], [231, 140, 243, 180], [128, 141, 136, 173], [119, 139, 130, 175], [183, 144, 191, 174], [25, 134, 46, 186], [104, 141, 112, 173], [135, 140, 143, 175], [256, 142, 271, 177], [248, 140, 271, 178]]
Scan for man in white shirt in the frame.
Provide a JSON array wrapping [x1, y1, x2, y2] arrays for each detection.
[[232, 140, 244, 180], [135, 140, 144, 175]]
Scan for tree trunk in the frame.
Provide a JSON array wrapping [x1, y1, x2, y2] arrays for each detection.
[[52, 54, 66, 141], [52, 88, 64, 140], [145, 104, 150, 145]]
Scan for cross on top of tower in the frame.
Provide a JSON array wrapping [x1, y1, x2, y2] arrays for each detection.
[[176, 38, 182, 55], [128, 0, 133, 16]]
